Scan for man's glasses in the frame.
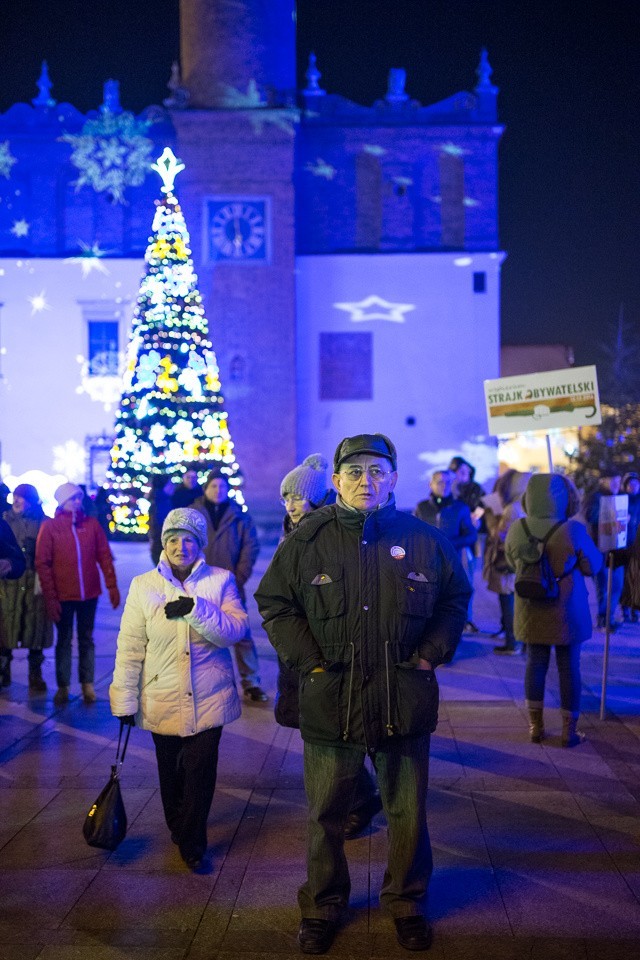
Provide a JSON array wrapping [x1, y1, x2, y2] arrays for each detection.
[[280, 495, 307, 505], [340, 466, 393, 482]]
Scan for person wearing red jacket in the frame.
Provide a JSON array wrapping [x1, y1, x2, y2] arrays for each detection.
[[35, 483, 120, 706]]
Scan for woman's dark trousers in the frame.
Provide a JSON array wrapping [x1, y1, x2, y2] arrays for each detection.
[[152, 726, 222, 859]]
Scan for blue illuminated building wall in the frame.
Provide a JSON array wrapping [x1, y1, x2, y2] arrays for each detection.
[[0, 0, 503, 509]]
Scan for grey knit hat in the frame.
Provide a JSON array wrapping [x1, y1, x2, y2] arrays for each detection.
[[54, 482, 83, 507], [280, 454, 329, 505], [161, 508, 208, 549]]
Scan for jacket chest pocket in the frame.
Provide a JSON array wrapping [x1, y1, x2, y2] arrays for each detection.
[[396, 575, 436, 619], [301, 567, 345, 620]]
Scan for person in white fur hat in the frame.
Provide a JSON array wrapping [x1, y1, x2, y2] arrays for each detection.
[[35, 482, 120, 706], [110, 507, 248, 871]]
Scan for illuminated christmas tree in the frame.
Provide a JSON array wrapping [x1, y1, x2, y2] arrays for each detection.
[[105, 147, 245, 537]]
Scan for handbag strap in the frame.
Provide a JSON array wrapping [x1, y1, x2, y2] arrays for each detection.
[[116, 719, 132, 766]]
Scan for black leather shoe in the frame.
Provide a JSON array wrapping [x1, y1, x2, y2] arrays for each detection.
[[394, 915, 433, 951], [298, 918, 337, 954], [344, 794, 383, 840], [244, 685, 269, 702], [180, 844, 205, 870]]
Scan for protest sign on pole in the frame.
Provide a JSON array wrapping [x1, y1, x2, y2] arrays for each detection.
[[597, 495, 629, 552], [484, 365, 601, 436]]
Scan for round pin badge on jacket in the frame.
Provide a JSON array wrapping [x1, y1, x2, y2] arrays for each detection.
[[390, 546, 406, 559]]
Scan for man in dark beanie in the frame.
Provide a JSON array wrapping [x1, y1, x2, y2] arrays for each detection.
[[193, 467, 266, 702], [256, 433, 470, 954]]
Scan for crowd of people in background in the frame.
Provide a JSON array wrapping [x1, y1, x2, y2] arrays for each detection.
[[2, 457, 640, 714]]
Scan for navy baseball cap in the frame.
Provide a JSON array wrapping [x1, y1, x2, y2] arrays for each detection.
[[333, 434, 397, 472]]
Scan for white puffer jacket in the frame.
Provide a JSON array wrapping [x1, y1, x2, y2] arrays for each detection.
[[109, 556, 248, 736]]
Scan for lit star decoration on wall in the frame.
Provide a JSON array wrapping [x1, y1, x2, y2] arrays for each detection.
[[104, 147, 246, 537], [333, 295, 416, 324], [10, 219, 29, 238], [66, 241, 110, 278], [28, 290, 51, 315], [437, 142, 469, 157], [305, 158, 337, 180]]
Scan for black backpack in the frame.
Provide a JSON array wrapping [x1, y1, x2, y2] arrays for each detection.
[[514, 519, 569, 601]]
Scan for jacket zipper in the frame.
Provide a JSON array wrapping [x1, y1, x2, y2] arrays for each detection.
[[342, 641, 355, 742], [70, 522, 85, 599], [384, 639, 395, 736]]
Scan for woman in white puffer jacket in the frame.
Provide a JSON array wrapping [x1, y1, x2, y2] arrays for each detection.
[[110, 507, 248, 871]]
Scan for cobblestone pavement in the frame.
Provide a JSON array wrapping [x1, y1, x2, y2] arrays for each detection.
[[1, 540, 639, 959]]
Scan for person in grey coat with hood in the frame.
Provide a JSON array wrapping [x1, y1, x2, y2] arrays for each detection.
[[505, 474, 602, 747]]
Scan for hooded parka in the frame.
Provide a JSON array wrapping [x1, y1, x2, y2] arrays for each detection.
[[109, 556, 248, 736], [505, 474, 603, 646]]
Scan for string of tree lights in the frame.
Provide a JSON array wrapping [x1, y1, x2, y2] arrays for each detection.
[[105, 147, 245, 537]]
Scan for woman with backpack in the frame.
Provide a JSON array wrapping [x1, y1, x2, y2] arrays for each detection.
[[505, 474, 602, 747]]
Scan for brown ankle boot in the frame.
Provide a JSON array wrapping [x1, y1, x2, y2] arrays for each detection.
[[528, 708, 545, 743], [82, 683, 97, 704], [561, 715, 584, 748]]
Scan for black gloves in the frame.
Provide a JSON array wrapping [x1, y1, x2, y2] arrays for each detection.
[[118, 715, 136, 726], [165, 596, 195, 619]]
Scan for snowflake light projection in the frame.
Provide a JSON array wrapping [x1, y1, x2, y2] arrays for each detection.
[[76, 350, 126, 410], [104, 147, 245, 537], [52, 439, 86, 482], [0, 141, 17, 178], [60, 110, 154, 204]]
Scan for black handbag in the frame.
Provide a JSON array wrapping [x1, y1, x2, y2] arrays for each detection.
[[83, 720, 131, 851]]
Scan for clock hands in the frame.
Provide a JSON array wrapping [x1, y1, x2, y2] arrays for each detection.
[[233, 217, 243, 252]]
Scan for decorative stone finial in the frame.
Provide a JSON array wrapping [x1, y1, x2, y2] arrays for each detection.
[[163, 61, 190, 109], [385, 69, 409, 104], [475, 49, 498, 93], [101, 79, 122, 114], [152, 147, 185, 193], [32, 61, 56, 109], [303, 53, 326, 96]]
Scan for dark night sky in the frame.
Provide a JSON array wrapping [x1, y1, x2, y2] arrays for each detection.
[[2, 0, 639, 371]]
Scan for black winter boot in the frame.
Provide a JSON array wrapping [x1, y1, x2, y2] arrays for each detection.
[[28, 669, 47, 695], [0, 654, 11, 688]]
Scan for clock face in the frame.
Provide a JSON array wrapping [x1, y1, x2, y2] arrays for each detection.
[[207, 199, 269, 262]]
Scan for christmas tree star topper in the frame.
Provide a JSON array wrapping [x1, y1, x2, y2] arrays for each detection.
[[152, 147, 185, 193]]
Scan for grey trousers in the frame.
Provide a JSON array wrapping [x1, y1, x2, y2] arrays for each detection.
[[299, 737, 432, 921]]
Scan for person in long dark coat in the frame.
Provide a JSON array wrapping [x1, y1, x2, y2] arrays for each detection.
[[192, 467, 265, 701], [0, 484, 52, 693]]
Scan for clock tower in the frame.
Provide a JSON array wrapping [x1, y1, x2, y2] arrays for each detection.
[[171, 0, 297, 509]]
